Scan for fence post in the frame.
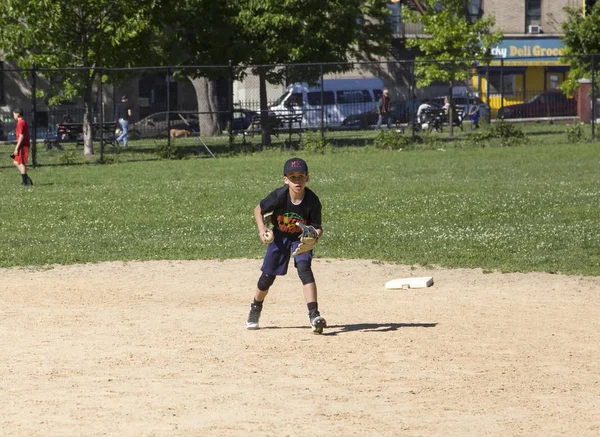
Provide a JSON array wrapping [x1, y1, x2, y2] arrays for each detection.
[[229, 59, 234, 149], [500, 58, 504, 113], [410, 60, 416, 139], [113, 81, 116, 125], [592, 54, 596, 142], [485, 63, 491, 122], [99, 70, 104, 163], [31, 62, 37, 167], [320, 63, 324, 139], [166, 67, 171, 151]]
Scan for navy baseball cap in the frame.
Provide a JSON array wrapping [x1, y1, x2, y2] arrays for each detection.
[[283, 157, 308, 175]]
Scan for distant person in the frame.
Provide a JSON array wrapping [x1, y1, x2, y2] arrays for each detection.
[[376, 89, 393, 130], [59, 114, 74, 140], [467, 98, 481, 130], [11, 108, 33, 186], [444, 96, 460, 127], [443, 96, 451, 115], [115, 95, 132, 148]]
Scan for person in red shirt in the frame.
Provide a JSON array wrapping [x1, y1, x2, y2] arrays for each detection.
[[11, 108, 33, 186]]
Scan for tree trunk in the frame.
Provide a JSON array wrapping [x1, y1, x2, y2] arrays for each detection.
[[189, 77, 219, 136], [259, 72, 272, 150], [83, 86, 94, 156]]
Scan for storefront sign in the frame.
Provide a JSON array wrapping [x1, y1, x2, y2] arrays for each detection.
[[491, 38, 565, 61]]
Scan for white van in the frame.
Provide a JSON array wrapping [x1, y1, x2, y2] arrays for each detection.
[[268, 78, 384, 128]]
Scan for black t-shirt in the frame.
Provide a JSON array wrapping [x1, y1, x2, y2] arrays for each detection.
[[117, 102, 132, 121], [260, 185, 322, 238]]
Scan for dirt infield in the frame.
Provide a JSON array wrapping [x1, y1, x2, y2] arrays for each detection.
[[2, 259, 599, 436]]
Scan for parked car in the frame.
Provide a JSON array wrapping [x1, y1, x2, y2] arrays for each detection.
[[342, 100, 421, 129], [497, 91, 577, 119], [129, 111, 199, 139]]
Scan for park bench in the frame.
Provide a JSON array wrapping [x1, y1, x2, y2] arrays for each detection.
[[420, 107, 464, 133], [246, 112, 303, 142], [44, 122, 117, 150]]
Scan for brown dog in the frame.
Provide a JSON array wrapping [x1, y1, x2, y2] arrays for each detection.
[[170, 128, 192, 138]]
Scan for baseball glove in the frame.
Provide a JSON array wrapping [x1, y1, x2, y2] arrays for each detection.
[[292, 222, 319, 256]]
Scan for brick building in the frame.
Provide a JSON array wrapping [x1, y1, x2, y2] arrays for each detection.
[[471, 0, 583, 114]]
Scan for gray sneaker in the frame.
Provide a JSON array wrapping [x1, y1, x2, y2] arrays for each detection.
[[309, 312, 327, 334], [245, 304, 262, 330]]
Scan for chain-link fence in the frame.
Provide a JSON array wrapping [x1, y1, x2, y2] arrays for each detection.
[[0, 55, 598, 166]]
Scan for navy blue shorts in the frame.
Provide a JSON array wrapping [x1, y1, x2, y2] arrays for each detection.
[[261, 230, 312, 276]]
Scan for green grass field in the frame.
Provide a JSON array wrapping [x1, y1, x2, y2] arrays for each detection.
[[1, 128, 599, 275]]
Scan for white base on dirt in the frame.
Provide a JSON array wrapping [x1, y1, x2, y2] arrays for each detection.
[[385, 276, 434, 290]]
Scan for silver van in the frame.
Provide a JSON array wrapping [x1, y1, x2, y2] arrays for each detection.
[[269, 78, 384, 128]]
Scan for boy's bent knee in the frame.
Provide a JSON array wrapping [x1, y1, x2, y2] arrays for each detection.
[[257, 272, 276, 291], [296, 261, 315, 285]]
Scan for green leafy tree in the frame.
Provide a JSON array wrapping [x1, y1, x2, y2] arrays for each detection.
[[158, 0, 393, 145], [154, 0, 240, 136], [0, 0, 160, 156], [403, 0, 502, 136], [232, 0, 393, 146], [560, 2, 600, 95]]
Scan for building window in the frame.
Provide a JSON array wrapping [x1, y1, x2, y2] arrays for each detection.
[[488, 73, 516, 97], [545, 67, 568, 91], [584, 0, 597, 15], [526, 0, 542, 28], [467, 0, 482, 23], [386, 2, 401, 34]]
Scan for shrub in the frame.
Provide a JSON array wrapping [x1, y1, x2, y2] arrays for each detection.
[[300, 130, 333, 154], [373, 130, 412, 150], [565, 122, 586, 143], [465, 129, 494, 148], [156, 139, 177, 159], [58, 151, 77, 165], [489, 119, 528, 147], [465, 120, 529, 148]]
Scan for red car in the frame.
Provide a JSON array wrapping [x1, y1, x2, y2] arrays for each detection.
[[497, 90, 577, 119]]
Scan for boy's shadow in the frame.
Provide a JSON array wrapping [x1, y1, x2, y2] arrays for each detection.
[[263, 322, 436, 335], [324, 322, 437, 336]]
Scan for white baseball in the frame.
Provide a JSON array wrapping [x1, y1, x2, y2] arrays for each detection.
[[263, 230, 274, 244]]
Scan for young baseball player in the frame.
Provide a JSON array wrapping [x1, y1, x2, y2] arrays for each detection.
[[246, 157, 326, 334], [11, 108, 33, 186]]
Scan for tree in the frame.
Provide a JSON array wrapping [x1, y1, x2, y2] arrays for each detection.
[[154, 0, 240, 136], [1, 0, 395, 152], [402, 0, 502, 136], [232, 0, 393, 147], [560, 2, 600, 95], [158, 0, 394, 146], [0, 0, 160, 156]]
